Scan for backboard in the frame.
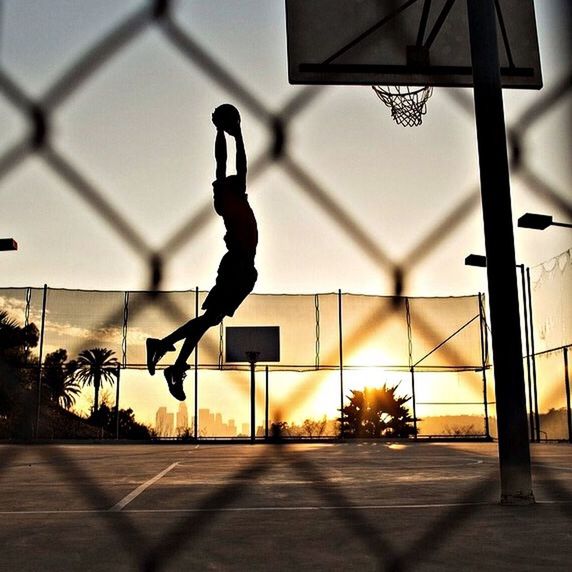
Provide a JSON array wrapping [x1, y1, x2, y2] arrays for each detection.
[[225, 326, 280, 363], [286, 0, 542, 88]]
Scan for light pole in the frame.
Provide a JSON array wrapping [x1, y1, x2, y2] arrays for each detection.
[[517, 211, 571, 441], [465, 255, 537, 442], [518, 213, 572, 231]]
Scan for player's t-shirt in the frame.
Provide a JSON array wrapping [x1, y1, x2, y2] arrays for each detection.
[[213, 178, 258, 258]]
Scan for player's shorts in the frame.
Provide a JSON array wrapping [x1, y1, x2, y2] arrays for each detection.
[[201, 251, 257, 317]]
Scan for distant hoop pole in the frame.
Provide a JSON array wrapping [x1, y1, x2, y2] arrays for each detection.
[[467, 0, 533, 504], [246, 352, 260, 444]]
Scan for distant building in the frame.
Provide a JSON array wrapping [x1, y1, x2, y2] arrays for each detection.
[[156, 407, 168, 435], [215, 413, 223, 435], [199, 408, 210, 436], [177, 402, 189, 432], [191, 408, 243, 437], [165, 412, 174, 436], [241, 423, 249, 436]]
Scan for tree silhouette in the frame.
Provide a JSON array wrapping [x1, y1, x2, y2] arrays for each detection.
[[341, 384, 416, 438], [0, 310, 39, 356], [43, 349, 81, 410], [0, 311, 39, 437], [89, 399, 152, 440], [73, 348, 119, 415]]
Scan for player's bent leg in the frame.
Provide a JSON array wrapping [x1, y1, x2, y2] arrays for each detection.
[[146, 338, 175, 376], [162, 311, 224, 401]]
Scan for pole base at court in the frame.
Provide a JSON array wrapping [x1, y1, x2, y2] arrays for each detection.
[[500, 492, 535, 506]]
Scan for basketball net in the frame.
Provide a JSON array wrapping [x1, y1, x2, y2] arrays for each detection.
[[372, 85, 433, 127]]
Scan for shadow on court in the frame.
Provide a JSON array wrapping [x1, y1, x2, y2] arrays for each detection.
[[0, 442, 571, 571]]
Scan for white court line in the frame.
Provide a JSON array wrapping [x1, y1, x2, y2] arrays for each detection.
[[2, 499, 572, 516], [533, 463, 572, 473], [108, 462, 179, 512]]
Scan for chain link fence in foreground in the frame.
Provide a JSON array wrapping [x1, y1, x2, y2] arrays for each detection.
[[0, 0, 571, 569]]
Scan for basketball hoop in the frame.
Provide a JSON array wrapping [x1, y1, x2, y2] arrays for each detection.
[[372, 85, 433, 127]]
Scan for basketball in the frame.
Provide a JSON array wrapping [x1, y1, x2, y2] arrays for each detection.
[[212, 104, 241, 133]]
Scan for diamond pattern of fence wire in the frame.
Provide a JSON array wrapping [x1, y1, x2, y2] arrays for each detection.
[[0, 0, 571, 569]]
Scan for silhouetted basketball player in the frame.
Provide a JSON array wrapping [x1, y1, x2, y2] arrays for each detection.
[[146, 104, 258, 400]]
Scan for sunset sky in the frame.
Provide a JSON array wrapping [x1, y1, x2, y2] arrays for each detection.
[[1, 1, 570, 430]]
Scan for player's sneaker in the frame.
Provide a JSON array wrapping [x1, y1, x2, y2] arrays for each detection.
[[146, 338, 175, 375], [164, 364, 189, 401]]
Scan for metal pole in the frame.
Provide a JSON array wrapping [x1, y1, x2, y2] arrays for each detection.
[[518, 264, 535, 441], [194, 286, 199, 440], [467, 0, 533, 504], [526, 268, 540, 442], [34, 284, 48, 439], [115, 366, 121, 440], [564, 347, 571, 444], [410, 367, 418, 440], [338, 289, 344, 438], [265, 365, 269, 440], [122, 292, 129, 369], [247, 356, 257, 444], [478, 294, 491, 439]]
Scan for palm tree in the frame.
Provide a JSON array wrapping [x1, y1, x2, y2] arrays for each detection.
[[73, 348, 119, 414], [0, 310, 39, 352], [43, 349, 82, 410], [58, 375, 82, 410]]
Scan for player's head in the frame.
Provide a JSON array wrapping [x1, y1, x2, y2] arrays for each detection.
[[212, 104, 241, 134]]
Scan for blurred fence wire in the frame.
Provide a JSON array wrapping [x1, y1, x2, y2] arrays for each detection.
[[0, 0, 571, 569]]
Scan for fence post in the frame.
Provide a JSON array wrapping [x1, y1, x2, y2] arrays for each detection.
[[115, 366, 121, 440], [122, 291, 129, 368], [517, 266, 534, 441], [564, 347, 571, 444], [479, 294, 491, 439], [265, 365, 269, 440], [405, 298, 417, 439], [34, 284, 48, 439], [338, 289, 344, 438], [24, 288, 32, 362], [410, 367, 418, 439], [194, 286, 199, 440], [526, 268, 540, 442]]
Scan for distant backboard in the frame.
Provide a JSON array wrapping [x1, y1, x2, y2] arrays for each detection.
[[286, 0, 542, 88], [225, 327, 280, 363]]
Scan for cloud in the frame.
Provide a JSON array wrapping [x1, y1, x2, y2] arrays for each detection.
[[0, 295, 28, 322]]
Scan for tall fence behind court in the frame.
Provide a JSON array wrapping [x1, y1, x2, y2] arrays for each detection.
[[1, 286, 494, 439], [0, 2, 570, 568]]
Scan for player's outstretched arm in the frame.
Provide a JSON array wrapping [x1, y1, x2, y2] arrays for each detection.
[[234, 127, 247, 182], [212, 110, 227, 181], [214, 128, 227, 181]]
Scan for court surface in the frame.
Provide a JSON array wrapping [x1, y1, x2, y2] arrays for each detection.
[[0, 441, 571, 571]]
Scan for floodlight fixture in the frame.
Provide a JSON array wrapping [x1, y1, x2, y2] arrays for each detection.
[[464, 254, 487, 267], [517, 213, 572, 230], [0, 238, 17, 251]]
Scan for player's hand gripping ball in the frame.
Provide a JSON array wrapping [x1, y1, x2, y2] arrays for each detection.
[[212, 104, 241, 135]]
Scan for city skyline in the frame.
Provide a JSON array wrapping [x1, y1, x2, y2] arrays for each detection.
[[155, 404, 243, 437]]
